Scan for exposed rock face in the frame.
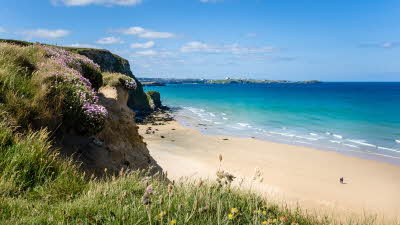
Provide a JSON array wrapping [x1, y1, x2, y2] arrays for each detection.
[[71, 49, 133, 76], [72, 48, 153, 115], [59, 86, 161, 176], [146, 91, 162, 110]]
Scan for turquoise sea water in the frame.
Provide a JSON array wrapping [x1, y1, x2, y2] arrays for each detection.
[[144, 82, 400, 165]]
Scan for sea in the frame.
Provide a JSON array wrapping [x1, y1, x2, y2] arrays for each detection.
[[144, 82, 400, 165]]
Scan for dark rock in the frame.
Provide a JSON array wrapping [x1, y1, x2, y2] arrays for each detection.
[[146, 91, 162, 110]]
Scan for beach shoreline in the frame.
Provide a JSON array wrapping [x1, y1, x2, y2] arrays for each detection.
[[139, 119, 400, 224]]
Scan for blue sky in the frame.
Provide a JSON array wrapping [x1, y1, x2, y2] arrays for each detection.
[[0, 0, 399, 81]]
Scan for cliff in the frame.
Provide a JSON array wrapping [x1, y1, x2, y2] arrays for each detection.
[[0, 39, 153, 115], [0, 41, 161, 176], [67, 47, 153, 115]]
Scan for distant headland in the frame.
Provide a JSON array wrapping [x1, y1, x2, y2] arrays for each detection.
[[139, 77, 321, 86]]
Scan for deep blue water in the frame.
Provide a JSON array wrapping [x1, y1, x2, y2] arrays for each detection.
[[144, 82, 400, 165]]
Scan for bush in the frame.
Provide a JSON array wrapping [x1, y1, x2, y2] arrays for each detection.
[[81, 62, 103, 90]]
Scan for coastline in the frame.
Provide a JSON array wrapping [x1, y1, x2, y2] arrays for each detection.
[[139, 119, 400, 224]]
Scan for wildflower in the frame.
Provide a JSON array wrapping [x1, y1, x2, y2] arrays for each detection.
[[157, 211, 166, 219], [230, 208, 239, 214], [262, 210, 267, 215], [228, 214, 234, 220], [123, 78, 137, 90], [253, 209, 262, 214], [170, 220, 176, 225], [262, 221, 267, 225], [141, 185, 154, 205], [273, 218, 277, 223], [145, 185, 154, 194]]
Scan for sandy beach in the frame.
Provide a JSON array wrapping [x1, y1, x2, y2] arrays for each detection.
[[139, 120, 400, 224]]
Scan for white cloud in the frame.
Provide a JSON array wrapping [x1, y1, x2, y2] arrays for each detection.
[[382, 42, 397, 48], [0, 27, 6, 33], [181, 41, 222, 53], [117, 26, 175, 39], [130, 41, 155, 48], [135, 50, 158, 56], [22, 29, 70, 39], [68, 43, 99, 48], [359, 41, 399, 48], [52, 0, 142, 6], [181, 41, 278, 54], [96, 36, 123, 44]]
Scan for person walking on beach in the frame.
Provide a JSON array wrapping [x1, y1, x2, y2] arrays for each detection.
[[339, 177, 344, 184]]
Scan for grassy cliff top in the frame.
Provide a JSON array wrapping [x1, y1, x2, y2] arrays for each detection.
[[0, 38, 124, 62]]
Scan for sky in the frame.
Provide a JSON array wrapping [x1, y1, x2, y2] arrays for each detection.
[[0, 0, 399, 81]]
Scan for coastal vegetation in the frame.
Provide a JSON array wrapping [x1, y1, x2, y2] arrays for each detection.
[[0, 40, 379, 224]]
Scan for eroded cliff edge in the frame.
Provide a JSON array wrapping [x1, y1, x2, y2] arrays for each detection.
[[0, 40, 161, 176]]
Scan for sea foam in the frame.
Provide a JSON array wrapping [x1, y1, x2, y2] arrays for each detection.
[[348, 139, 376, 147]]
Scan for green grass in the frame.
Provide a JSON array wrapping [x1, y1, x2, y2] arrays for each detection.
[[102, 72, 132, 87]]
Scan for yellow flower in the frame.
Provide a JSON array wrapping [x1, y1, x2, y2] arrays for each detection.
[[262, 210, 267, 215], [170, 220, 177, 225], [228, 214, 235, 219], [158, 211, 166, 219], [273, 218, 277, 223], [230, 208, 239, 214], [262, 221, 267, 225]]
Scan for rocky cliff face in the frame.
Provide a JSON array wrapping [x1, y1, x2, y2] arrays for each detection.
[[69, 48, 153, 115], [146, 91, 162, 110], [55, 86, 162, 176], [0, 40, 161, 176]]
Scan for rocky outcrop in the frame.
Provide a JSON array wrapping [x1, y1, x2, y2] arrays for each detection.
[[59, 86, 161, 176], [68, 48, 132, 76], [69, 48, 153, 115], [146, 91, 162, 110]]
